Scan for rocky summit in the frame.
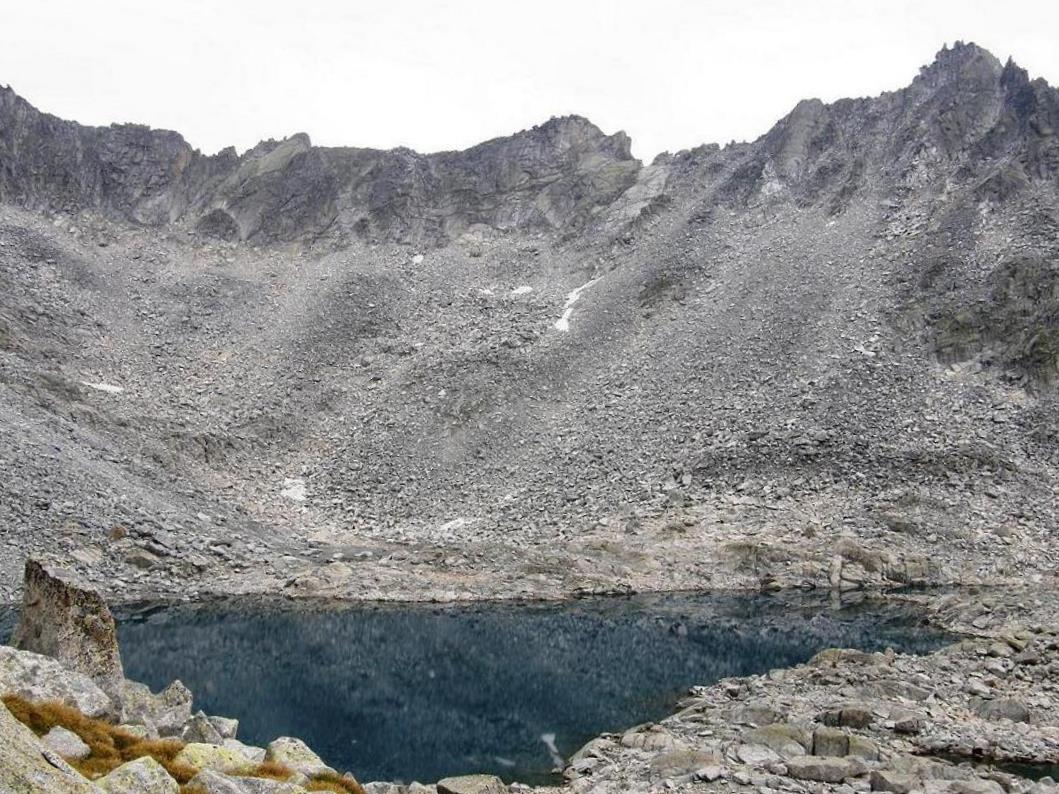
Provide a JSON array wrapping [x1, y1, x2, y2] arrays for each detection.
[[0, 34, 1058, 794]]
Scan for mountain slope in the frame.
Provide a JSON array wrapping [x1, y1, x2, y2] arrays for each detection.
[[0, 42, 1056, 602]]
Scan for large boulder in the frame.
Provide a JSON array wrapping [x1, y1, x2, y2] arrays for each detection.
[[10, 559, 124, 694], [0, 644, 114, 718], [0, 701, 96, 793], [95, 756, 179, 793]]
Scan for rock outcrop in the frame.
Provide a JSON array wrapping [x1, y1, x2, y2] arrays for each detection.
[[10, 559, 124, 694], [0, 85, 640, 245]]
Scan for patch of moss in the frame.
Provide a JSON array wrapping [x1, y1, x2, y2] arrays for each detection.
[[2, 694, 196, 782], [307, 771, 365, 794], [5, 695, 365, 792]]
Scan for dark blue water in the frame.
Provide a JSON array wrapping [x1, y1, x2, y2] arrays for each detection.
[[3, 592, 949, 784]]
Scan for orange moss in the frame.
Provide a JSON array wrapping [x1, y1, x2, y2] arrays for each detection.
[[308, 770, 366, 794], [2, 694, 196, 782], [233, 760, 296, 780], [3, 694, 364, 791]]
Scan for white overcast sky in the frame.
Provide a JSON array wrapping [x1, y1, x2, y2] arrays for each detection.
[[2, 0, 1058, 161]]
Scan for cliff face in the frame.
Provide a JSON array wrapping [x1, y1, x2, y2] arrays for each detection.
[[0, 89, 639, 245]]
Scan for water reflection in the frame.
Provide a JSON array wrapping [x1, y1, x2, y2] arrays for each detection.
[[91, 592, 949, 784]]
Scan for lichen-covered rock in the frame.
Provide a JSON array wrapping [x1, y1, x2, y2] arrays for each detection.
[[186, 768, 307, 793], [0, 702, 95, 793], [0, 645, 114, 718], [436, 775, 507, 794], [95, 756, 179, 793], [222, 738, 266, 762], [10, 559, 124, 693], [174, 742, 255, 774], [264, 736, 333, 776], [41, 725, 91, 759]]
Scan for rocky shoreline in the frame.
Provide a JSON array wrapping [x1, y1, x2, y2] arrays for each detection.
[[0, 560, 1057, 794]]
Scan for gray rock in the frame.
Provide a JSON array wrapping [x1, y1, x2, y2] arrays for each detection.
[[870, 769, 919, 793], [786, 756, 868, 783], [264, 736, 333, 777], [183, 710, 224, 744], [188, 769, 307, 794], [744, 723, 811, 756], [0, 645, 114, 719], [892, 711, 926, 734], [650, 749, 722, 777], [847, 735, 880, 761], [695, 765, 726, 782], [119, 679, 193, 736], [436, 775, 507, 794], [949, 780, 1006, 794], [812, 726, 849, 757], [95, 756, 180, 793], [735, 743, 782, 766], [819, 705, 874, 728], [223, 738, 266, 763], [41, 725, 91, 760], [209, 715, 240, 740], [972, 697, 1032, 723]]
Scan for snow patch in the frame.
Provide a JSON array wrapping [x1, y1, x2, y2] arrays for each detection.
[[281, 477, 307, 502], [80, 381, 124, 395], [553, 277, 601, 332], [541, 733, 565, 767], [511, 285, 533, 296], [412, 254, 424, 264]]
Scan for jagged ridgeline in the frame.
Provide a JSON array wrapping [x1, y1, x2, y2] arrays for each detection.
[[0, 42, 1057, 604]]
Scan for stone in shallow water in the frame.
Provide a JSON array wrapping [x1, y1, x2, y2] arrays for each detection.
[[96, 756, 179, 794], [42, 725, 91, 760], [436, 774, 507, 794]]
